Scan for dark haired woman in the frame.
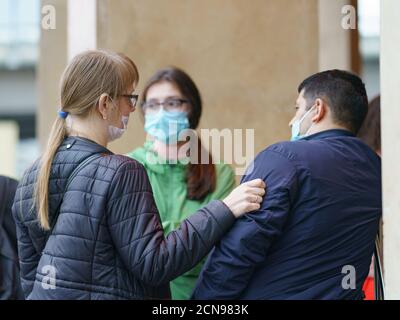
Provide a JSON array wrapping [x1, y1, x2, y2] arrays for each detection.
[[127, 67, 237, 299]]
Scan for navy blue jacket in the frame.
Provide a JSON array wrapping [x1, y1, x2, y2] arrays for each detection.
[[192, 129, 382, 300]]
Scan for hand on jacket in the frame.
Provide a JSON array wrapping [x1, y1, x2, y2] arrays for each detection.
[[222, 178, 266, 218]]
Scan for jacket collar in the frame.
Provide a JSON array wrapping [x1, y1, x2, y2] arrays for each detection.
[[62, 136, 112, 155], [302, 129, 354, 141]]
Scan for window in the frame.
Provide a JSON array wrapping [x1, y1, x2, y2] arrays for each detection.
[[0, 0, 40, 69]]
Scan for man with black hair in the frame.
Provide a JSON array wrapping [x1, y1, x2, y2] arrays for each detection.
[[192, 70, 382, 300]]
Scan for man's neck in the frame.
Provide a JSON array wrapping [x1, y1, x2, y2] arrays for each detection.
[[307, 123, 350, 137]]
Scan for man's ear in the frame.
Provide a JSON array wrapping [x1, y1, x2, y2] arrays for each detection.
[[312, 98, 326, 122], [98, 93, 110, 120]]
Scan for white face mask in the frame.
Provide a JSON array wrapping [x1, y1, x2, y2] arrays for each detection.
[[107, 97, 129, 142], [291, 105, 316, 141], [108, 115, 129, 142]]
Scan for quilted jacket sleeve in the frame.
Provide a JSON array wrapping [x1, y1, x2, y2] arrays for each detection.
[[106, 159, 235, 286], [12, 201, 41, 298]]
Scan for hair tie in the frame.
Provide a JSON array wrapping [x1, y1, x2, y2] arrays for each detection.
[[58, 110, 69, 119]]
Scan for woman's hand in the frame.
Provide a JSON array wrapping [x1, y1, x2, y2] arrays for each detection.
[[223, 179, 266, 218]]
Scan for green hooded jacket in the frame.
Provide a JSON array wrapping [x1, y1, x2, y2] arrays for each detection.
[[127, 141, 236, 299]]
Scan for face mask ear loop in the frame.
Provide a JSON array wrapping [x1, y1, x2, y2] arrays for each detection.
[[299, 104, 315, 123], [304, 122, 315, 137], [301, 104, 317, 135], [108, 95, 124, 125]]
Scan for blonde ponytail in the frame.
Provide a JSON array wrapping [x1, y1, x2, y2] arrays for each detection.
[[35, 117, 67, 230], [34, 50, 139, 230]]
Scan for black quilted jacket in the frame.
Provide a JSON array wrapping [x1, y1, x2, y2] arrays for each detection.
[[0, 175, 24, 300], [12, 136, 235, 300]]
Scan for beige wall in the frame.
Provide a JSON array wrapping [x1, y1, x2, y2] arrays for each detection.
[[96, 0, 319, 161], [318, 0, 352, 71], [39, 0, 320, 169], [38, 0, 68, 148], [381, 0, 400, 300]]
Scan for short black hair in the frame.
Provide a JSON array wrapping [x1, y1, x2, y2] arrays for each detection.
[[298, 70, 368, 134]]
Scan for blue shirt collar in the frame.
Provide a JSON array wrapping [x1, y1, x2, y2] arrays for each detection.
[[302, 129, 354, 141]]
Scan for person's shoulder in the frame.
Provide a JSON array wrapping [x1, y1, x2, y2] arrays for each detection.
[[257, 140, 298, 162], [126, 146, 146, 165], [243, 140, 300, 179], [351, 136, 381, 158], [105, 154, 153, 202], [100, 154, 151, 198], [100, 153, 146, 173]]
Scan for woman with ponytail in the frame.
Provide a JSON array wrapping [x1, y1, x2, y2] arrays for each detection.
[[12, 50, 265, 300], [127, 67, 237, 299]]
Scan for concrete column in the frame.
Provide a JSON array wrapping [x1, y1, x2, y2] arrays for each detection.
[[318, 0, 352, 71], [381, 0, 400, 300], [38, 0, 98, 149], [38, 0, 67, 148]]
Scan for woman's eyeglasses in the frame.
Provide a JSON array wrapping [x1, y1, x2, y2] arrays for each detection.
[[141, 98, 189, 113], [121, 94, 139, 108]]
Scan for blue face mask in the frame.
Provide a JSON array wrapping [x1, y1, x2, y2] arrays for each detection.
[[144, 109, 190, 144], [291, 105, 316, 141]]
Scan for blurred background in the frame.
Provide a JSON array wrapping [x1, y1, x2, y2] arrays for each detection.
[[0, 0, 380, 179]]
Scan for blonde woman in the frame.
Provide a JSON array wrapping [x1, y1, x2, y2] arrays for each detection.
[[12, 50, 265, 300]]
